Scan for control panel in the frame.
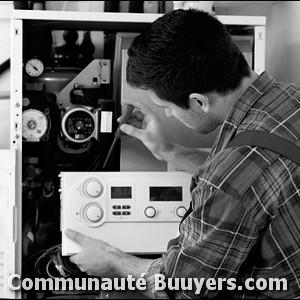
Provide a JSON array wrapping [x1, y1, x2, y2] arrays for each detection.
[[60, 172, 192, 254]]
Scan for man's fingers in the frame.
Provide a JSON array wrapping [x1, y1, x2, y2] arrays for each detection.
[[137, 105, 154, 117], [121, 100, 154, 116], [120, 124, 145, 141], [127, 119, 143, 129], [69, 254, 77, 264], [131, 110, 145, 121], [65, 229, 88, 246], [117, 110, 145, 123]]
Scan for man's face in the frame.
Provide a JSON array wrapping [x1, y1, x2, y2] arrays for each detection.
[[146, 90, 218, 134]]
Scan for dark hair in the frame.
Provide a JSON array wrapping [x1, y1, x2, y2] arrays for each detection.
[[126, 9, 250, 109]]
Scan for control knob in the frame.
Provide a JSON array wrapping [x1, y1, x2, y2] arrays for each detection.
[[85, 179, 102, 198], [86, 205, 102, 222], [176, 206, 187, 218], [144, 206, 156, 218]]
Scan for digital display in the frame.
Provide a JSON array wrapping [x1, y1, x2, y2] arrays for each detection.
[[150, 187, 182, 202], [111, 187, 132, 199]]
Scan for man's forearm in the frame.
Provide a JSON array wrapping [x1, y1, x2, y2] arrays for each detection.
[[111, 247, 154, 279], [164, 143, 210, 174], [66, 229, 159, 297], [110, 247, 157, 298]]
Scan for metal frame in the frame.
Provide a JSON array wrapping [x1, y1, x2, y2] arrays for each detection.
[[9, 18, 22, 300], [254, 26, 266, 74], [8, 10, 266, 299], [12, 10, 266, 25]]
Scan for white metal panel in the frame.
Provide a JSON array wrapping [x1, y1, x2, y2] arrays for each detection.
[[0, 150, 16, 299], [254, 26, 266, 74], [10, 18, 23, 299], [12, 10, 266, 26], [0, 99, 10, 149], [60, 172, 191, 254], [0, 1, 13, 20], [12, 10, 162, 23], [217, 15, 266, 25], [10, 19, 22, 151]]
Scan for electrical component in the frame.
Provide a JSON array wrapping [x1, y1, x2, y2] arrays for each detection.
[[103, 104, 134, 169], [61, 106, 98, 143], [60, 172, 191, 255], [22, 109, 49, 142]]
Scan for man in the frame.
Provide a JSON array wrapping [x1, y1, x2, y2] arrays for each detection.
[[66, 9, 300, 298]]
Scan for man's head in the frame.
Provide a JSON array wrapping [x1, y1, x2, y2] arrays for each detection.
[[126, 9, 251, 133]]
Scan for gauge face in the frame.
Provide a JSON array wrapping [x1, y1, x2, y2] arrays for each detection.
[[25, 58, 44, 78]]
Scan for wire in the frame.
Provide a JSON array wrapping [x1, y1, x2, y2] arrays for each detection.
[[86, 139, 109, 172], [34, 244, 81, 278]]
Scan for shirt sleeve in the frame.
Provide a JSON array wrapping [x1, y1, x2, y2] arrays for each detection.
[[143, 185, 264, 299]]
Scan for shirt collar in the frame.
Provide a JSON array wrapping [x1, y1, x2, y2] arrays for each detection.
[[210, 71, 276, 156]]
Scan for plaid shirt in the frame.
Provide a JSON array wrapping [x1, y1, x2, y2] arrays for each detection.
[[144, 72, 300, 299]]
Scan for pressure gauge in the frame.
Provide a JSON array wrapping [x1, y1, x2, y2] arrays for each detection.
[[25, 58, 44, 78]]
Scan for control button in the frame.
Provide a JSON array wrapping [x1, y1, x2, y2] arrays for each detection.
[[122, 205, 131, 209], [113, 211, 121, 216], [85, 180, 102, 198], [176, 206, 187, 218], [113, 205, 121, 209], [122, 211, 131, 216], [144, 206, 156, 218], [86, 206, 102, 222]]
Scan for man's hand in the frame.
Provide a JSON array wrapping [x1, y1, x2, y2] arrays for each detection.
[[65, 229, 155, 282], [119, 100, 209, 173], [119, 102, 175, 161], [65, 229, 119, 277]]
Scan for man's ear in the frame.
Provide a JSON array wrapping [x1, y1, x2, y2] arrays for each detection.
[[189, 93, 210, 113]]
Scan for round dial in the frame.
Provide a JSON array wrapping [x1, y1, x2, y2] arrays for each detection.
[[25, 58, 44, 78], [81, 203, 104, 227], [86, 206, 102, 222], [85, 180, 102, 198], [176, 206, 187, 218], [144, 206, 157, 218]]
